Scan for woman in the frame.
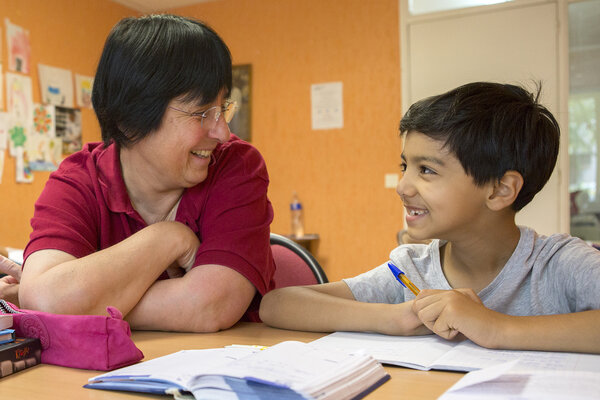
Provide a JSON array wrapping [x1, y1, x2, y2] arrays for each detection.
[[17, 14, 275, 332]]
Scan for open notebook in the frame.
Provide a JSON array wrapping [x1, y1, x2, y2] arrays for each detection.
[[85, 341, 390, 400], [310, 332, 600, 372]]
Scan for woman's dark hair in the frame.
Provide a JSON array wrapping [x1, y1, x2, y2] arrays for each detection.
[[92, 14, 232, 147], [399, 82, 560, 211]]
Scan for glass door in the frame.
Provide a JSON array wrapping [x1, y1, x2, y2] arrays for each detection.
[[569, 0, 600, 240]]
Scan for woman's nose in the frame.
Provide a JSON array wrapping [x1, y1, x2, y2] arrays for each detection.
[[208, 116, 231, 143]]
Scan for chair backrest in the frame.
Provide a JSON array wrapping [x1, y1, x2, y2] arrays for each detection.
[[270, 233, 328, 289]]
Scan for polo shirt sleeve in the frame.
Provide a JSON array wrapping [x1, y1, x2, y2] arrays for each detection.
[[192, 140, 275, 296], [23, 153, 100, 265]]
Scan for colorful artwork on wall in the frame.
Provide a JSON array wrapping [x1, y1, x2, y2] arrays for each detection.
[[5, 18, 31, 74], [38, 64, 74, 107], [75, 74, 94, 108], [55, 106, 81, 154], [28, 104, 61, 171]]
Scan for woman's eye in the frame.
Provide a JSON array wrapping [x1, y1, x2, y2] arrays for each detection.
[[399, 163, 407, 172]]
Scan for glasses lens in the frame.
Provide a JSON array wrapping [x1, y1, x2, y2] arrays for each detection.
[[199, 102, 238, 128], [224, 102, 238, 124]]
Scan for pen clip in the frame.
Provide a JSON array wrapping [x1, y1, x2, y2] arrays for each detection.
[[387, 262, 407, 288]]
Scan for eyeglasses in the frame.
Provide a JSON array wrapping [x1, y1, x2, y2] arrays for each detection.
[[169, 101, 238, 130]]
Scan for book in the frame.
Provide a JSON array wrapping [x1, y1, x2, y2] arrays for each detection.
[[0, 328, 15, 345], [0, 337, 42, 378], [310, 331, 600, 373], [86, 340, 390, 400], [0, 314, 13, 330]]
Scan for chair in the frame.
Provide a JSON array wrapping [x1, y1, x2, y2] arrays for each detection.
[[270, 233, 328, 288]]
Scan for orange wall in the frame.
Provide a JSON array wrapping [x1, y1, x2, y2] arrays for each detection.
[[0, 0, 135, 248], [1, 0, 405, 282], [171, 0, 405, 280]]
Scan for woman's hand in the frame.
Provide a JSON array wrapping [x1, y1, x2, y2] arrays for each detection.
[[0, 255, 21, 306]]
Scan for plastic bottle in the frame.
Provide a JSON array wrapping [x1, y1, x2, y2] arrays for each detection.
[[290, 192, 305, 238]]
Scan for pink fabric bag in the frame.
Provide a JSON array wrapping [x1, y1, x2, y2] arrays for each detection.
[[0, 300, 143, 370]]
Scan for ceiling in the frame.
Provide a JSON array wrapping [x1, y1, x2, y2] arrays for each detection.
[[110, 0, 212, 13]]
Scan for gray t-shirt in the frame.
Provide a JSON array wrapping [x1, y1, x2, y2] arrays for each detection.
[[343, 226, 600, 316]]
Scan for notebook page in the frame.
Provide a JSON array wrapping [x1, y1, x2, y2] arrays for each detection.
[[310, 331, 456, 370], [203, 341, 382, 395], [433, 340, 600, 372], [88, 348, 257, 388]]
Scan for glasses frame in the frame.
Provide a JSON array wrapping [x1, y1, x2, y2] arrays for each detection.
[[169, 100, 238, 129]]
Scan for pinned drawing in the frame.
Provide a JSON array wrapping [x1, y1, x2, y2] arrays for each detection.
[[55, 106, 82, 154], [15, 146, 33, 183], [5, 19, 31, 74], [29, 104, 61, 171], [38, 64, 74, 107], [75, 74, 94, 108], [0, 112, 7, 184], [5, 73, 33, 158], [0, 63, 4, 109]]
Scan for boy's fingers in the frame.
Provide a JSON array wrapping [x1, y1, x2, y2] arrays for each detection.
[[0, 256, 22, 280]]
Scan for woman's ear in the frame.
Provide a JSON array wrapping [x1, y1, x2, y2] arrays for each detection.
[[487, 170, 524, 211]]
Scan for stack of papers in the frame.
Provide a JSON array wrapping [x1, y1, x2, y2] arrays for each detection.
[[440, 360, 600, 400], [85, 341, 389, 400]]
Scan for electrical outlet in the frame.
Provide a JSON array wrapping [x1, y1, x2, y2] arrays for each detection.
[[384, 173, 399, 189]]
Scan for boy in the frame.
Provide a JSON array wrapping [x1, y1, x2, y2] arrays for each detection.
[[260, 82, 600, 354]]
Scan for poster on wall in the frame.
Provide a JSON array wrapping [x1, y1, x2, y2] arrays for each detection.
[[38, 64, 74, 107], [15, 146, 33, 183], [311, 81, 344, 130], [28, 104, 62, 171], [0, 112, 7, 184], [55, 106, 82, 154], [229, 65, 251, 142], [75, 74, 94, 108], [5, 18, 31, 74], [5, 72, 33, 158], [0, 64, 3, 110]]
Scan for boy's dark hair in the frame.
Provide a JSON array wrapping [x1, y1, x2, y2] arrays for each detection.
[[399, 82, 560, 211], [92, 14, 232, 147]]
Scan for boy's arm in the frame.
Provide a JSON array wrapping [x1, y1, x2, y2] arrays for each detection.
[[259, 281, 429, 335], [413, 289, 600, 354]]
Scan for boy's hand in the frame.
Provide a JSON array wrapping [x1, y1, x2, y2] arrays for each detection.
[[412, 289, 505, 347], [377, 301, 432, 336]]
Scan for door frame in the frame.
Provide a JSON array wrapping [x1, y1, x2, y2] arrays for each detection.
[[399, 0, 571, 234]]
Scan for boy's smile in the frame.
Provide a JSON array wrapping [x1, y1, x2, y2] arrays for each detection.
[[397, 131, 494, 242]]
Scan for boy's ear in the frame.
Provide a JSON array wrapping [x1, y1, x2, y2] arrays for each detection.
[[487, 170, 523, 211]]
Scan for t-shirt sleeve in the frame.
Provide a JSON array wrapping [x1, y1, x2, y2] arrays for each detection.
[[343, 263, 406, 304], [541, 236, 600, 312], [192, 140, 275, 296], [23, 160, 100, 264]]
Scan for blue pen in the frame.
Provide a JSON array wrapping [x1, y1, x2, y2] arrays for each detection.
[[388, 262, 420, 295]]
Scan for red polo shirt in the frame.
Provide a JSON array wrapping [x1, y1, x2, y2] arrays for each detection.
[[24, 135, 275, 321]]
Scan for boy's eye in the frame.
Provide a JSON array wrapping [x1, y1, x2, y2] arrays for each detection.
[[420, 165, 435, 175], [399, 162, 407, 172]]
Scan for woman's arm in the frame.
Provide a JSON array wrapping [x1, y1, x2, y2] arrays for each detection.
[[0, 255, 21, 306], [19, 221, 199, 316], [260, 281, 429, 335], [125, 264, 256, 332]]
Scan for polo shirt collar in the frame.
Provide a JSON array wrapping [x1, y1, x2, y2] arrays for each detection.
[[94, 142, 135, 215]]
